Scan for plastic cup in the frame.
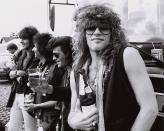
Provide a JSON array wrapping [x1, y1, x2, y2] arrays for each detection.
[[28, 68, 42, 91]]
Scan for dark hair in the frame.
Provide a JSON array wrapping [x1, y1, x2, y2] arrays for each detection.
[[33, 33, 52, 62], [7, 43, 18, 50], [48, 36, 73, 66], [19, 26, 38, 47], [72, 4, 127, 71]]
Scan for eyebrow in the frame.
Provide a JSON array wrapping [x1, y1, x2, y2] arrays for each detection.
[[53, 52, 59, 57]]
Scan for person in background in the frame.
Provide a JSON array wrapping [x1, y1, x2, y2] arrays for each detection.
[[68, 4, 158, 131], [7, 43, 18, 55], [6, 43, 19, 69], [48, 36, 74, 131], [25, 36, 74, 131], [7, 26, 38, 131], [25, 33, 59, 131]]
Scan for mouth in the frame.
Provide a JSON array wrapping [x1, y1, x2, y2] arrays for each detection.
[[56, 61, 60, 65], [91, 38, 104, 41]]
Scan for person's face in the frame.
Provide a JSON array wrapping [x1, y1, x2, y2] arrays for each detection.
[[21, 39, 30, 49], [32, 44, 41, 59], [8, 49, 16, 54], [86, 26, 111, 52], [53, 46, 67, 68]]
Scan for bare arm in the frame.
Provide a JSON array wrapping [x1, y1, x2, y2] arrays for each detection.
[[68, 71, 81, 128], [124, 47, 158, 131], [34, 101, 57, 109], [24, 101, 57, 112]]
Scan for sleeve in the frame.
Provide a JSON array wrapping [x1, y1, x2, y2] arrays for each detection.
[[50, 67, 71, 102]]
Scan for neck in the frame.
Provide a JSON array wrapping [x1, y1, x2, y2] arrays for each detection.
[[90, 51, 102, 68]]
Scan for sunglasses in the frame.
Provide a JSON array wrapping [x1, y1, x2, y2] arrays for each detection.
[[86, 27, 110, 35], [53, 53, 59, 58]]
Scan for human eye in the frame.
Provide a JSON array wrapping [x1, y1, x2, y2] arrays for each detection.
[[53, 53, 59, 58], [86, 27, 96, 35]]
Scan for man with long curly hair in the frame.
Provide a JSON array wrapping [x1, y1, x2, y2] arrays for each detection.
[[68, 4, 158, 131]]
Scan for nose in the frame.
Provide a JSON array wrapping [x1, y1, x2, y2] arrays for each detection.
[[93, 28, 101, 35], [53, 55, 57, 61], [32, 47, 37, 52]]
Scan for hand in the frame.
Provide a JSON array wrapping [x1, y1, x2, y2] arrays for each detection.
[[9, 70, 17, 79], [68, 100, 98, 130], [17, 70, 26, 77], [24, 103, 37, 112], [70, 109, 98, 130]]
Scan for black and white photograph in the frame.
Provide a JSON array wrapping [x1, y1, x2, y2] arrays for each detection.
[[0, 0, 163, 131]]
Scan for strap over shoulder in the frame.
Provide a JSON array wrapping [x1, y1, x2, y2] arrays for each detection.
[[74, 70, 80, 98]]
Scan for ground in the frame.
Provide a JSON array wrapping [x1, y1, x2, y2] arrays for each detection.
[[0, 81, 11, 130]]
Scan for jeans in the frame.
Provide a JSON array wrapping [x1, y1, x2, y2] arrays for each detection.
[[8, 93, 37, 131]]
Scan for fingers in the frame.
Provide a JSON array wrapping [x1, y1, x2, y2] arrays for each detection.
[[74, 114, 98, 129], [82, 108, 98, 121], [69, 113, 97, 130], [80, 113, 98, 126], [17, 70, 26, 76], [24, 104, 37, 113], [24, 104, 34, 109], [70, 109, 98, 129]]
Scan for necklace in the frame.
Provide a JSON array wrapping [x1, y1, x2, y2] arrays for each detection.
[[88, 66, 99, 93]]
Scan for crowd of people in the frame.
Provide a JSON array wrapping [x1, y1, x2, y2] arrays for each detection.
[[6, 3, 158, 131]]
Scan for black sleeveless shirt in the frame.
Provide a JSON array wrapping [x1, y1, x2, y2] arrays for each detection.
[[74, 45, 140, 131]]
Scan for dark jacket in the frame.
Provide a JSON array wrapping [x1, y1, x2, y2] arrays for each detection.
[[6, 49, 38, 107], [50, 66, 73, 131]]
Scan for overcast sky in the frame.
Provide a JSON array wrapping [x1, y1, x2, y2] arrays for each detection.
[[0, 0, 162, 42], [0, 0, 48, 37], [0, 0, 125, 38]]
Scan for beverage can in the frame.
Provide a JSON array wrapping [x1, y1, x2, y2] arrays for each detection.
[[151, 49, 163, 61]]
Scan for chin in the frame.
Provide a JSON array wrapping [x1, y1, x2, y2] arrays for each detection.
[[91, 47, 104, 52], [57, 64, 61, 68]]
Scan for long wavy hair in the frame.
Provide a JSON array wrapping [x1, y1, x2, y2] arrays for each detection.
[[33, 33, 53, 63], [72, 4, 128, 71]]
